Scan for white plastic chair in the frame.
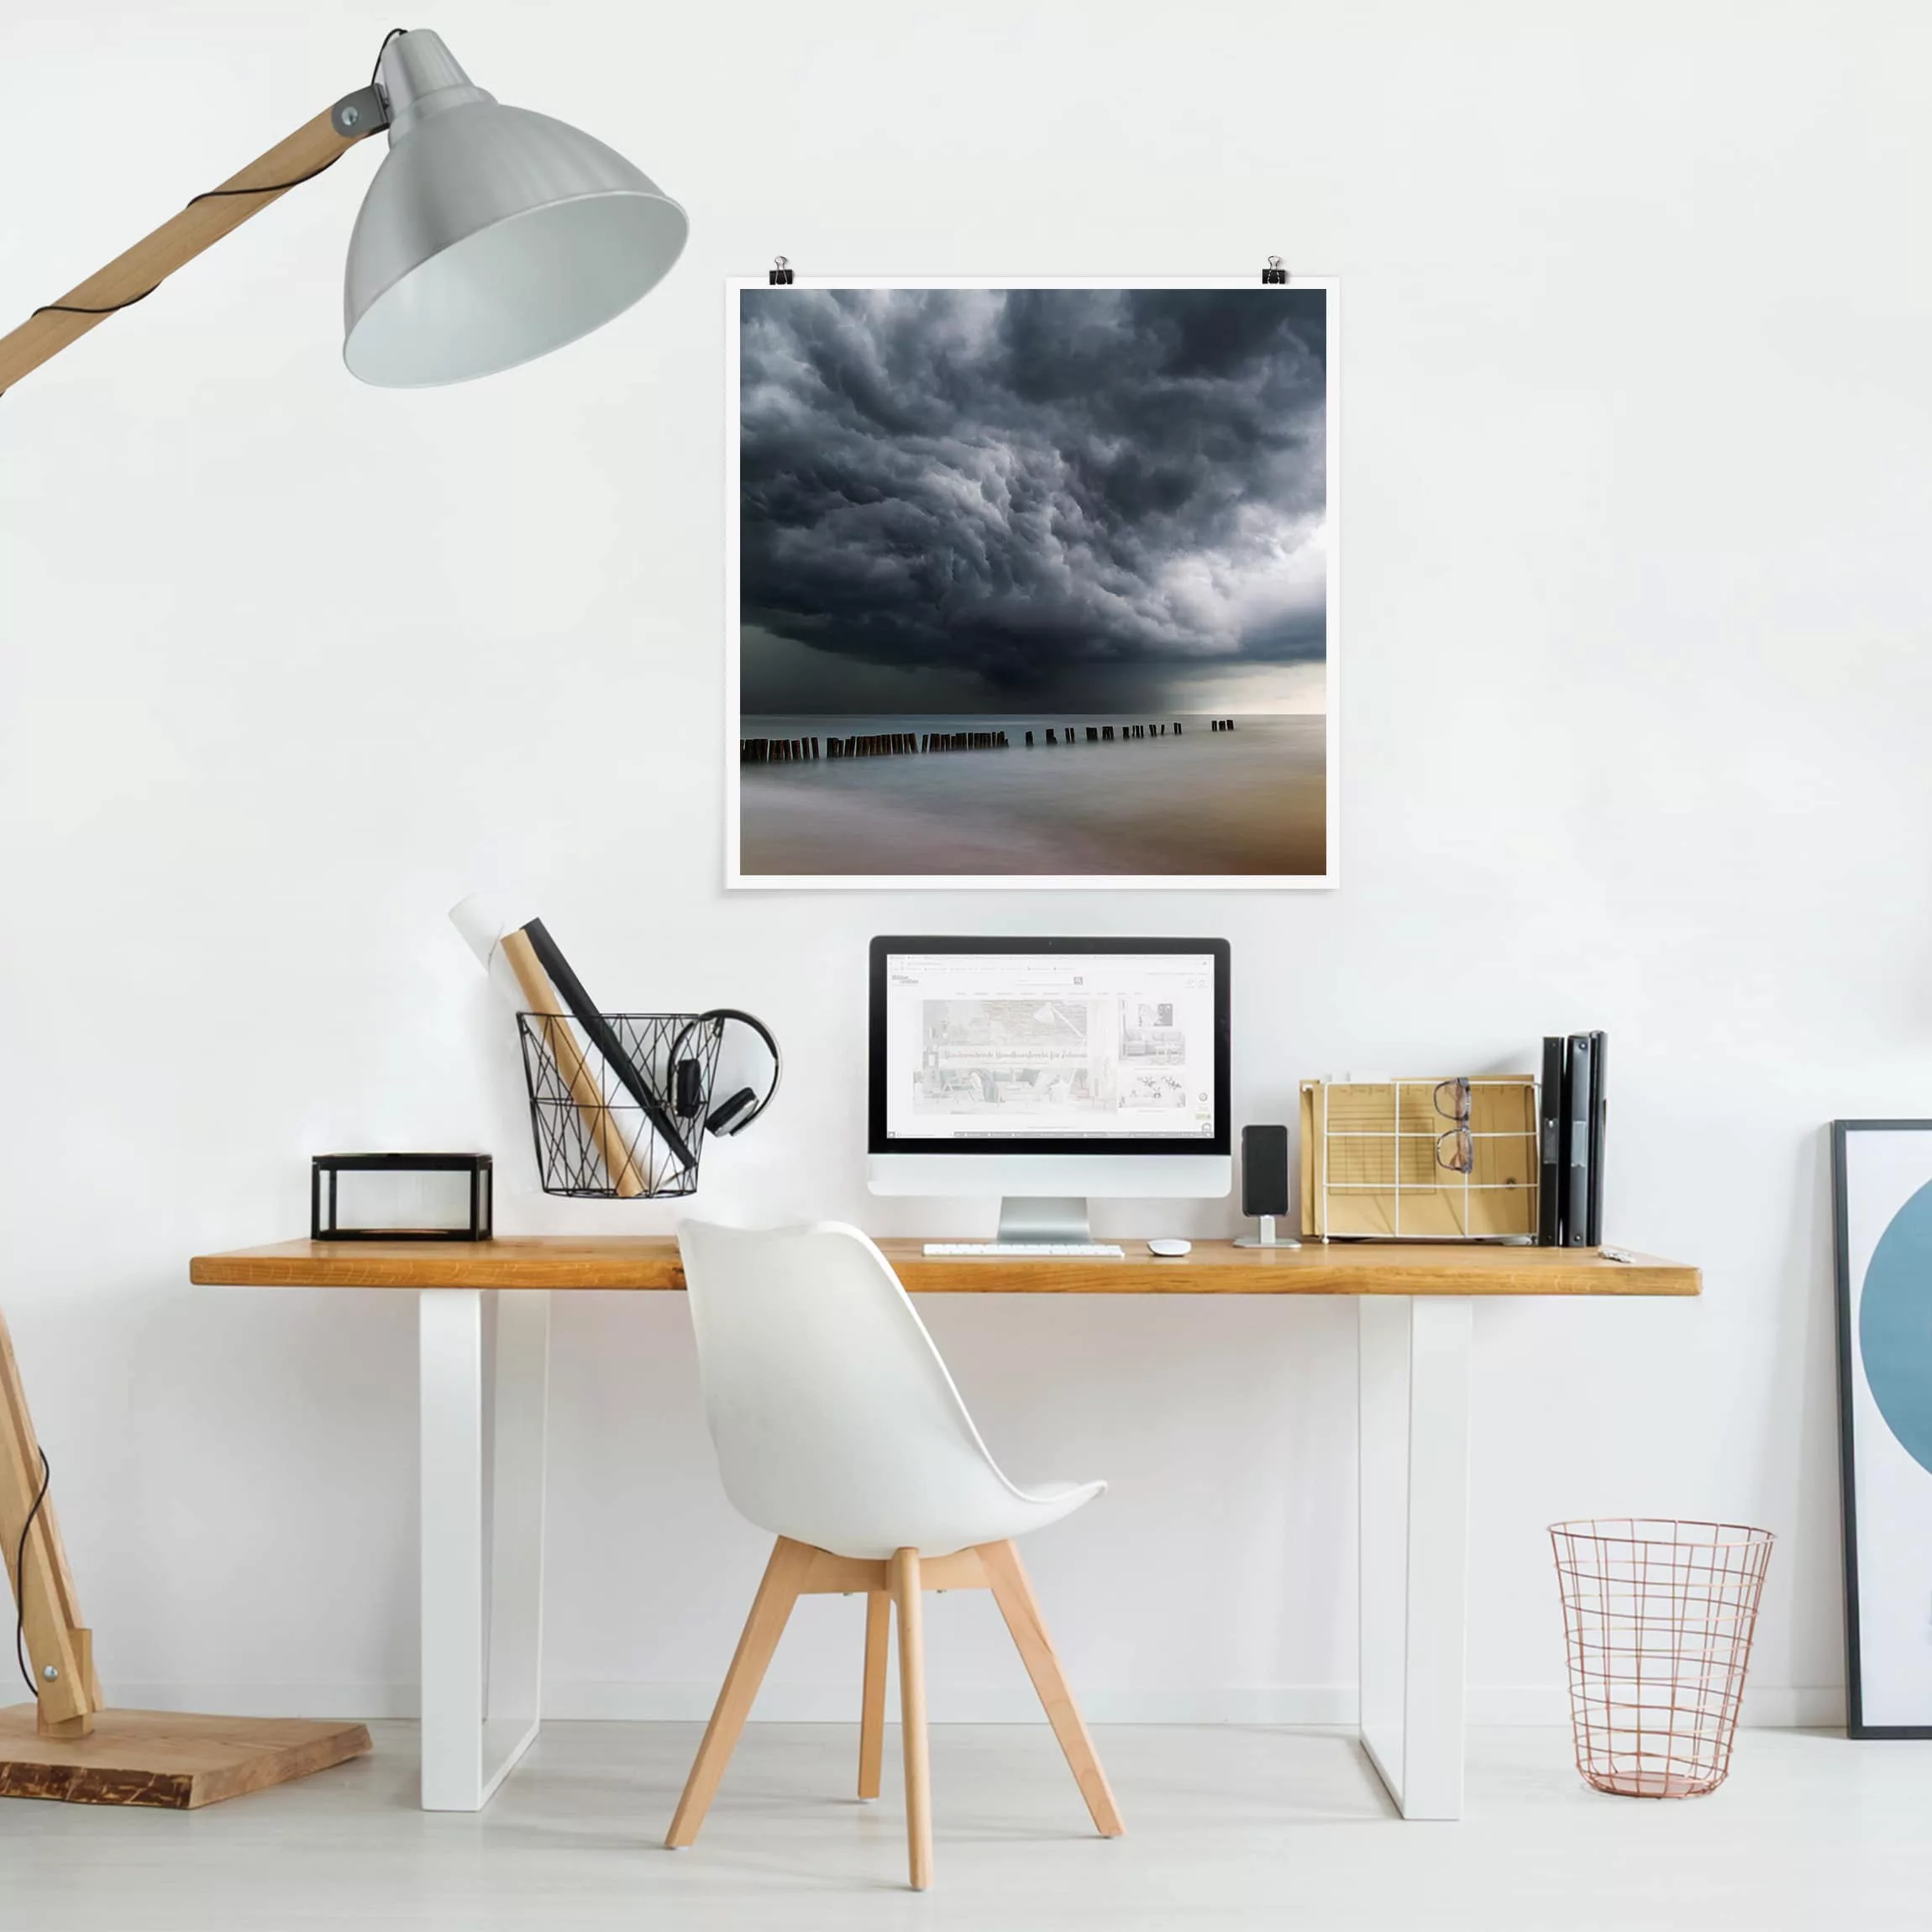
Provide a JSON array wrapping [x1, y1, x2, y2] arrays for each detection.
[[666, 1220, 1122, 1890]]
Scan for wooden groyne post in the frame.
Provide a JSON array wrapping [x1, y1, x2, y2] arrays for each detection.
[[742, 720, 1224, 764], [738, 736, 822, 763]]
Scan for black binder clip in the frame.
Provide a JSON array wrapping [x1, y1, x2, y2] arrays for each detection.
[[1262, 255, 1289, 286], [769, 255, 795, 286]]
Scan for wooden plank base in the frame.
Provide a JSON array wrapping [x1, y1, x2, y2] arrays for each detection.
[[0, 1707, 372, 1809]]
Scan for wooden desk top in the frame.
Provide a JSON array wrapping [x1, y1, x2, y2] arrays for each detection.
[[190, 1236, 1699, 1297]]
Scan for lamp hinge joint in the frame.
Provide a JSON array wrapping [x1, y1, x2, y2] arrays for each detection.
[[331, 86, 390, 139]]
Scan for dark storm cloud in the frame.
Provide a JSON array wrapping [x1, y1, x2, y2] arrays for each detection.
[[738, 288, 1326, 697]]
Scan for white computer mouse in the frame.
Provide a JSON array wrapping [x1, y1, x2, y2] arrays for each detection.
[[1147, 1238, 1192, 1257]]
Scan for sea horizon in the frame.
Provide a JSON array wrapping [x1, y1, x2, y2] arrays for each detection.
[[742, 705, 1326, 729]]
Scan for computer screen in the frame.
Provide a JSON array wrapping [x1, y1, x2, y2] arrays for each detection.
[[868, 937, 1231, 1157]]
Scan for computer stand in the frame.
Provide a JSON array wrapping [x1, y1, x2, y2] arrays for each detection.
[[1234, 1215, 1301, 1249], [996, 1197, 1093, 1245]]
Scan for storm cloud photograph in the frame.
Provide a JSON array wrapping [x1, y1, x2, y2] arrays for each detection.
[[730, 281, 1335, 885]]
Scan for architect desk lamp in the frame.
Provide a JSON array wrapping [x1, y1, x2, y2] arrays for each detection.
[[0, 26, 686, 1806]]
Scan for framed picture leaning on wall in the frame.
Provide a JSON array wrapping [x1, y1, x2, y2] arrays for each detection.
[[725, 278, 1338, 890], [1831, 1118, 1932, 1737]]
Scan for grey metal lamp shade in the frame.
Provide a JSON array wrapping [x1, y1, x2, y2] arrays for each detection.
[[343, 31, 687, 387]]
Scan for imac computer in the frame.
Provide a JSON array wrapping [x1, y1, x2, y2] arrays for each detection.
[[868, 936, 1231, 1253]]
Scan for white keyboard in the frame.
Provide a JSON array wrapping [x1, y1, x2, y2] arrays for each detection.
[[922, 1242, 1126, 1257]]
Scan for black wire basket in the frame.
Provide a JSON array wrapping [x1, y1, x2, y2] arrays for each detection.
[[517, 1012, 723, 1200]]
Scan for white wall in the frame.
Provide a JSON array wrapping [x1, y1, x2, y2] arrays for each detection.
[[3, 0, 1927, 1727]]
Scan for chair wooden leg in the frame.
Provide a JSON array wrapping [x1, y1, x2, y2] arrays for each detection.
[[858, 1589, 890, 1801], [889, 1547, 932, 1890], [665, 1536, 814, 1848], [977, 1538, 1125, 1837]]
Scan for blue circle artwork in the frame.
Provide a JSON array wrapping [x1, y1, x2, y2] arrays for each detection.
[[1861, 1179, 1932, 1477]]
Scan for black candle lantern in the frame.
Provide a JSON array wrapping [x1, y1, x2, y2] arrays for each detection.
[[311, 1152, 493, 1242]]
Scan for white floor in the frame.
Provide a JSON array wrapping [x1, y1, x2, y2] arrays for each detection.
[[3, 1723, 1929, 1930]]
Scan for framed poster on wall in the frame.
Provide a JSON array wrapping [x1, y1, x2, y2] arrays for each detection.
[[1831, 1118, 1932, 1737], [725, 277, 1339, 890]]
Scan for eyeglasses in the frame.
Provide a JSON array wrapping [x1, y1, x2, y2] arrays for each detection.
[[1434, 1078, 1473, 1174]]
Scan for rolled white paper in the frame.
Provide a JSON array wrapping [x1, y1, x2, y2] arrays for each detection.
[[449, 892, 533, 1013]]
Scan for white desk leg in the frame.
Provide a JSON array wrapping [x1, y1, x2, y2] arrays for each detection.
[[1358, 1294, 1473, 1820], [419, 1289, 550, 1812], [485, 1290, 549, 1782]]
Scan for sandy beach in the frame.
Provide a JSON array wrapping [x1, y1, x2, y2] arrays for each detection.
[[738, 713, 1326, 878]]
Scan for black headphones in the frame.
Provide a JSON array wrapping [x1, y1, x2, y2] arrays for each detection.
[[667, 1009, 782, 1138]]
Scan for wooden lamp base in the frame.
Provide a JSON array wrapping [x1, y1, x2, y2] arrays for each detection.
[[0, 1706, 371, 1809], [3, 1305, 371, 1810]]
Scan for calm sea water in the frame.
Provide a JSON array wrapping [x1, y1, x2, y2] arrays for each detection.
[[738, 712, 1326, 877]]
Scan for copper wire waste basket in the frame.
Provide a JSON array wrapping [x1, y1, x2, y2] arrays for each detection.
[[1549, 1519, 1774, 1798]]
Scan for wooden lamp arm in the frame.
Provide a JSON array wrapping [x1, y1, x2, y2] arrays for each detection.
[[0, 87, 379, 1723], [0, 97, 381, 396], [0, 1307, 97, 1734]]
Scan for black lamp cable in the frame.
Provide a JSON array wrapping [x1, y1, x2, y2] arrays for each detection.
[[13, 1447, 51, 1698], [18, 27, 407, 326], [368, 26, 407, 84], [27, 146, 349, 321]]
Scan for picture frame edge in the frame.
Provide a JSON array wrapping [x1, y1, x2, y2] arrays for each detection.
[[1830, 1117, 1864, 1736], [1830, 1116, 1932, 1739]]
